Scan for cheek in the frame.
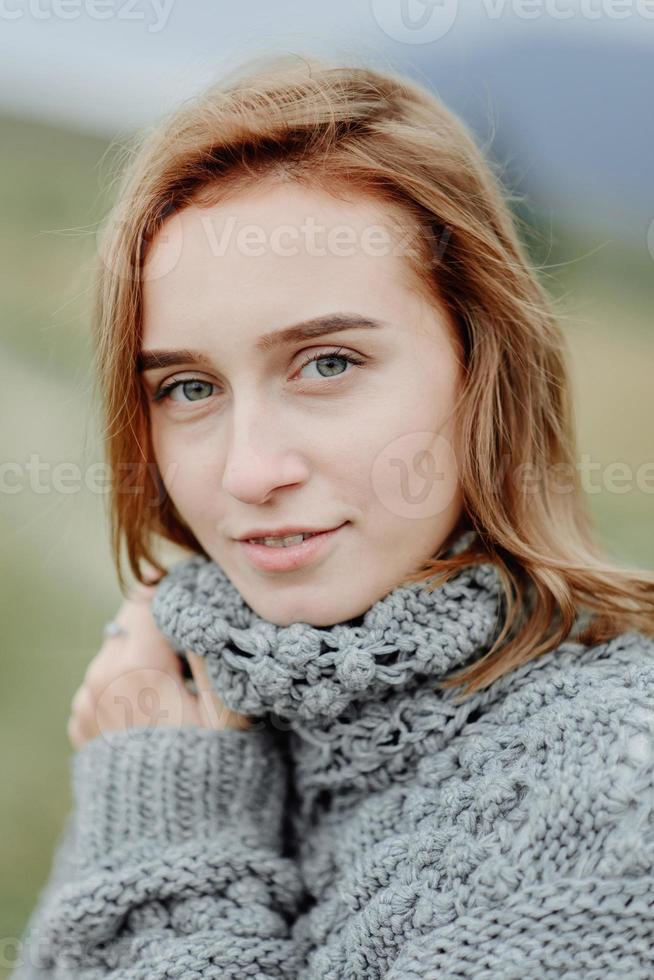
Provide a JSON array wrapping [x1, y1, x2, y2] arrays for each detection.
[[367, 429, 459, 527], [363, 388, 461, 529], [150, 425, 212, 516]]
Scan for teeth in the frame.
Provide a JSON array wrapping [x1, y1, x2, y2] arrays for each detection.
[[250, 532, 316, 548]]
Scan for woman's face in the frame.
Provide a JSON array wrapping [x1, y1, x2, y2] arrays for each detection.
[[140, 181, 465, 626]]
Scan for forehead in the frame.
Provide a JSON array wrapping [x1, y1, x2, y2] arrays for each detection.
[[141, 183, 426, 318]]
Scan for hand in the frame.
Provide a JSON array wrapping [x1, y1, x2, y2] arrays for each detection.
[[67, 581, 251, 751]]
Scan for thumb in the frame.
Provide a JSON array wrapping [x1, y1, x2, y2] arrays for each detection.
[[185, 651, 252, 731]]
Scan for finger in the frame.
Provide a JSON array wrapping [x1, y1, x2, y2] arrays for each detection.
[[128, 582, 157, 603], [109, 637, 187, 677], [69, 685, 99, 744], [186, 652, 250, 731], [67, 715, 83, 750], [185, 652, 212, 693], [140, 559, 162, 587], [70, 684, 87, 715], [186, 652, 220, 711]]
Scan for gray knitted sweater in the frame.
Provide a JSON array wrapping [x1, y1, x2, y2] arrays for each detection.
[[13, 544, 654, 978]]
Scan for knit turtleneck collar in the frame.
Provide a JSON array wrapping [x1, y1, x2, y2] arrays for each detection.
[[150, 532, 506, 814], [151, 531, 501, 721]]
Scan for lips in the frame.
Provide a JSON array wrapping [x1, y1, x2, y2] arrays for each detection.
[[236, 524, 341, 542], [237, 523, 347, 572], [248, 530, 318, 543]]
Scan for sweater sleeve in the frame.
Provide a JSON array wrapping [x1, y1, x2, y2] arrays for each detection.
[[11, 725, 308, 979], [384, 706, 654, 979]]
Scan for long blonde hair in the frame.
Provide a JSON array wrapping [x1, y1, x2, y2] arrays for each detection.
[[92, 52, 654, 700]]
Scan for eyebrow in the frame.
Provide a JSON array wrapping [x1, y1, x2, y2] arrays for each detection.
[[137, 313, 386, 373]]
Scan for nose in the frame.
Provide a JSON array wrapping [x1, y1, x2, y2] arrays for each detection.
[[221, 394, 310, 505]]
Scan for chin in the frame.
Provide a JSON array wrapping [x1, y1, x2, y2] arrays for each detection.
[[246, 592, 351, 629]]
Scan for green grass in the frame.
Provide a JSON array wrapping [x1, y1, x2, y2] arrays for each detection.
[[0, 111, 652, 977], [0, 112, 121, 379]]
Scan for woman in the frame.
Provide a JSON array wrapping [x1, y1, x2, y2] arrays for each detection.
[[14, 53, 654, 978]]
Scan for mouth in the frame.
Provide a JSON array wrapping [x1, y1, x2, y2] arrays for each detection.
[[241, 529, 334, 547], [236, 522, 349, 572]]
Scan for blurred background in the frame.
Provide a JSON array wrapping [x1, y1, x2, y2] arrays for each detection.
[[1, 0, 653, 970]]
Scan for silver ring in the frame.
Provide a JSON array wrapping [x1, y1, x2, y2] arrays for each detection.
[[103, 620, 128, 639]]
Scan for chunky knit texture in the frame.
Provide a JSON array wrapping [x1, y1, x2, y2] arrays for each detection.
[[13, 534, 654, 978]]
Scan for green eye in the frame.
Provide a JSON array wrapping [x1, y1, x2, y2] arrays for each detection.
[[152, 348, 367, 406], [297, 349, 366, 379], [153, 379, 215, 403]]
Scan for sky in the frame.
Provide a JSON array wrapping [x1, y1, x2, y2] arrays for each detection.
[[1, 0, 653, 136]]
